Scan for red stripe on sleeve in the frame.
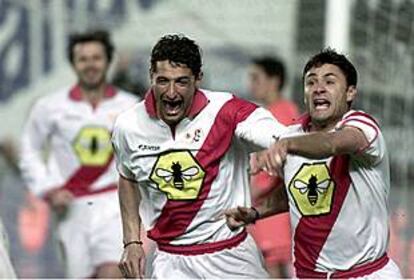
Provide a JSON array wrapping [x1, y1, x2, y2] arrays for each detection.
[[344, 111, 379, 127], [340, 118, 380, 154]]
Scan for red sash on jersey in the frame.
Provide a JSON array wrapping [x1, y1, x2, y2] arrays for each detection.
[[147, 96, 258, 252], [61, 154, 116, 197], [157, 230, 247, 255]]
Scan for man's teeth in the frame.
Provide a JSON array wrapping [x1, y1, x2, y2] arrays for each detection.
[[164, 101, 182, 113], [314, 100, 330, 109]]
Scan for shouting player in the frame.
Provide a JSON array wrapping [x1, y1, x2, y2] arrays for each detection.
[[225, 49, 402, 279], [112, 34, 288, 278]]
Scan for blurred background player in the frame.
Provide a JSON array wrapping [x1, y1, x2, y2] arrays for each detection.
[[19, 30, 138, 278], [247, 56, 299, 278]]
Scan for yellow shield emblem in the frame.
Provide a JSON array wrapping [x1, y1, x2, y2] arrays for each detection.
[[150, 151, 205, 200], [73, 126, 113, 166], [288, 162, 334, 216]]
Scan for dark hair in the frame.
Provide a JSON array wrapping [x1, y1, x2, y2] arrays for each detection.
[[150, 34, 202, 77], [67, 30, 115, 64], [252, 56, 286, 90], [303, 48, 357, 87]]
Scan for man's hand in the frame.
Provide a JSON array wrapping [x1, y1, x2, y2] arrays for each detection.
[[224, 206, 259, 231], [119, 243, 146, 279], [255, 139, 289, 177], [47, 189, 74, 215]]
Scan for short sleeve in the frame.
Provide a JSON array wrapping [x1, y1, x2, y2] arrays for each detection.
[[111, 119, 136, 181], [235, 107, 287, 152], [336, 111, 385, 163]]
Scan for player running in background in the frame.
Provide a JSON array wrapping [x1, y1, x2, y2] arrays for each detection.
[[112, 34, 288, 278], [247, 56, 299, 278], [20, 30, 137, 278], [225, 49, 402, 279]]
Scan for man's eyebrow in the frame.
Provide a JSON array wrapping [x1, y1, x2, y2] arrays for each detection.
[[305, 72, 338, 79], [323, 72, 338, 78]]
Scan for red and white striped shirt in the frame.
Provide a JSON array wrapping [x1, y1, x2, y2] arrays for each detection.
[[282, 110, 391, 277], [112, 89, 286, 254], [20, 85, 137, 198]]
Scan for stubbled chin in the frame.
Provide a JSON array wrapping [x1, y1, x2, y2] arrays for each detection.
[[162, 111, 183, 124], [81, 76, 104, 88], [311, 109, 330, 120], [164, 108, 183, 117]]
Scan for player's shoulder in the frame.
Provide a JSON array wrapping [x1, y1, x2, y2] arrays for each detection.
[[113, 87, 140, 103], [32, 86, 72, 110], [199, 88, 234, 105], [341, 110, 380, 126], [336, 109, 382, 136], [113, 101, 145, 131], [281, 123, 304, 138], [200, 88, 257, 114]]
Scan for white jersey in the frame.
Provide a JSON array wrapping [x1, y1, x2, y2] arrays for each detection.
[[282, 110, 391, 277], [112, 89, 286, 254], [20, 85, 137, 198]]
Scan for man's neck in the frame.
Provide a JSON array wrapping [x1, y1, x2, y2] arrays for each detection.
[[310, 122, 333, 132], [310, 116, 342, 133], [80, 83, 106, 106], [263, 91, 281, 106]]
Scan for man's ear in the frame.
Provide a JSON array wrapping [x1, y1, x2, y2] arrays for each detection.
[[195, 71, 203, 87], [149, 69, 155, 85], [346, 85, 357, 103]]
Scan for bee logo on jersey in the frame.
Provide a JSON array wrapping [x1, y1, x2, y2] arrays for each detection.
[[289, 162, 335, 216], [73, 126, 113, 166], [150, 150, 205, 200]]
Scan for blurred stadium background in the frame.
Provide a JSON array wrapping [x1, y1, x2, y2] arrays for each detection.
[[0, 0, 412, 277]]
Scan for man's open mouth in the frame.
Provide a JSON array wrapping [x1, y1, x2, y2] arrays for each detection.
[[313, 98, 331, 110], [163, 100, 183, 115]]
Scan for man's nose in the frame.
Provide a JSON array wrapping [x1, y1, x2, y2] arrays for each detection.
[[165, 83, 178, 99], [314, 83, 326, 94]]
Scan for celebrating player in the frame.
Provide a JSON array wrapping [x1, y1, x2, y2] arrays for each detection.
[[225, 49, 402, 278], [20, 30, 137, 278], [112, 34, 288, 278]]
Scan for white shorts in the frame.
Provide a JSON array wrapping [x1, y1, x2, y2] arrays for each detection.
[[151, 234, 269, 279], [57, 191, 123, 278], [351, 259, 401, 279], [0, 221, 16, 278]]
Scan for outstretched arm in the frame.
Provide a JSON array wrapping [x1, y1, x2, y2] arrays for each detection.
[[284, 126, 368, 158], [260, 126, 369, 176]]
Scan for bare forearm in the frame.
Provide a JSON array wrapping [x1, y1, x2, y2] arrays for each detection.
[[256, 186, 289, 220], [285, 127, 367, 159], [119, 177, 141, 243], [285, 132, 336, 159]]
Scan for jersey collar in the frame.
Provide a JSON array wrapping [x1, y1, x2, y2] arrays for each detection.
[[294, 113, 312, 131], [69, 84, 117, 101], [295, 110, 356, 132], [144, 89, 208, 119]]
